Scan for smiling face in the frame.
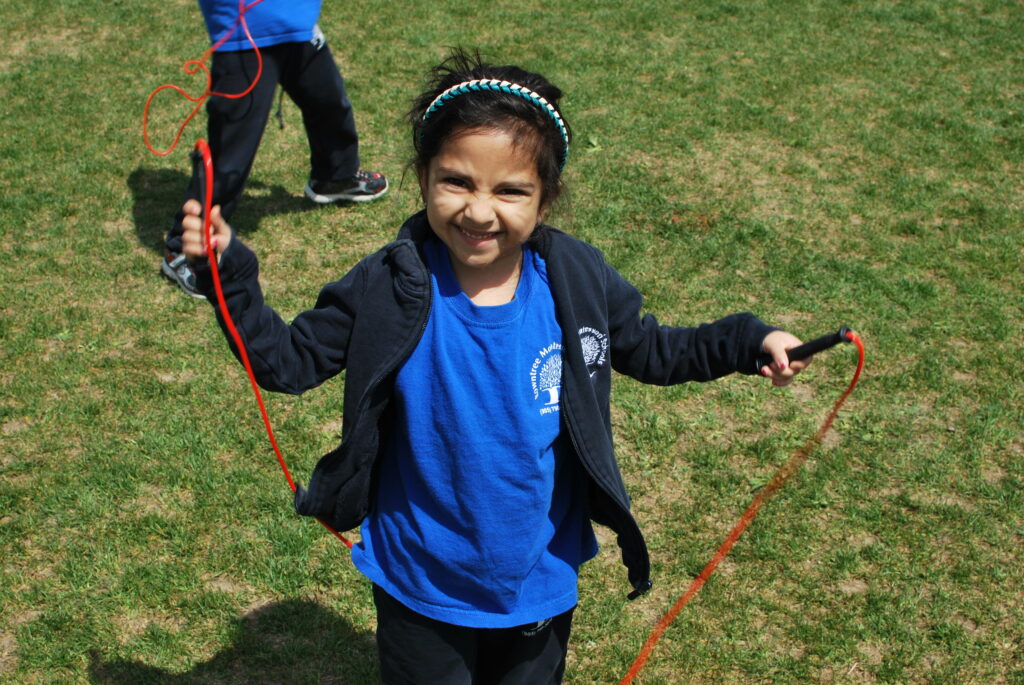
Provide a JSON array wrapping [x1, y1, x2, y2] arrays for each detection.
[[418, 127, 547, 295]]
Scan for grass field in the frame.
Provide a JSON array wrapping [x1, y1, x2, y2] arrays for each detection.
[[2, 0, 1022, 683]]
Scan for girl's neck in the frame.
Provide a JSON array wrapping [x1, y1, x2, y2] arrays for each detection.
[[451, 252, 523, 306]]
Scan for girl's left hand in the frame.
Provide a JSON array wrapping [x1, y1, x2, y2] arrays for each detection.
[[760, 330, 811, 387]]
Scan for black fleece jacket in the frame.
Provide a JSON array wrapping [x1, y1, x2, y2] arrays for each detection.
[[196, 210, 775, 600]]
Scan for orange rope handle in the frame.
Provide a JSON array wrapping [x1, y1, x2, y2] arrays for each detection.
[[620, 331, 864, 684], [142, 0, 266, 156]]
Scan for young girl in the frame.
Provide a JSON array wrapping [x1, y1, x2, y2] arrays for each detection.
[[181, 49, 808, 684]]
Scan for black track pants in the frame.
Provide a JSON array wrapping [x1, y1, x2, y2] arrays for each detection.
[[372, 584, 575, 685]]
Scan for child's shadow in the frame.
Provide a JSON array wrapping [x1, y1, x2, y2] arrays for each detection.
[[88, 598, 378, 684], [128, 166, 315, 255]]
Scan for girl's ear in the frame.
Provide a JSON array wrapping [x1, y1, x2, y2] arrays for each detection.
[[537, 181, 561, 225], [416, 164, 429, 203]]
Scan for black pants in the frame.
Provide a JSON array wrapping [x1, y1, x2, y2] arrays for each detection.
[[373, 585, 575, 685], [165, 38, 360, 253]]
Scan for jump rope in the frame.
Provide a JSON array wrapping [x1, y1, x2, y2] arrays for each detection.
[[142, 0, 266, 157], [620, 330, 864, 684], [143, 0, 351, 549], [145, 6, 865, 679], [190, 139, 352, 549]]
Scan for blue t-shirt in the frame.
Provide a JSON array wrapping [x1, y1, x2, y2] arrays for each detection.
[[198, 0, 321, 51], [352, 239, 598, 628]]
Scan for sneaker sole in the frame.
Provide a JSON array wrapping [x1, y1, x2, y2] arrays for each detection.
[[161, 260, 207, 300], [304, 180, 389, 204]]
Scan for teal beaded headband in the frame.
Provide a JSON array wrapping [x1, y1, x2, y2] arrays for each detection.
[[421, 79, 570, 170]]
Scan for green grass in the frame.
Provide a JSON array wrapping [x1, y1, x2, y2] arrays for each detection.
[[2, 0, 1022, 682]]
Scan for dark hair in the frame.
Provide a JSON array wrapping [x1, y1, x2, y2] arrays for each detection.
[[408, 48, 572, 208]]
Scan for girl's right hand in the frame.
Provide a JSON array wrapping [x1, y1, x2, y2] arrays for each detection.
[[181, 199, 232, 263]]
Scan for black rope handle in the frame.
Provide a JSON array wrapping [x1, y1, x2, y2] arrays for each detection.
[[755, 326, 853, 371]]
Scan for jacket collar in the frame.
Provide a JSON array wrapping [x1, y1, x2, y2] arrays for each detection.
[[395, 210, 433, 244]]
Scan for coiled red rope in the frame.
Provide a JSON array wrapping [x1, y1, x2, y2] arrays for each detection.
[[620, 330, 864, 684], [142, 0, 266, 157]]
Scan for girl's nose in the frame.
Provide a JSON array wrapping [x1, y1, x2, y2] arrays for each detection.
[[464, 194, 496, 225]]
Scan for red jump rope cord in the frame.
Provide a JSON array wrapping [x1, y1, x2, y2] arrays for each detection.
[[195, 139, 352, 549], [144, 5, 350, 548], [142, 0, 266, 157], [620, 331, 865, 684]]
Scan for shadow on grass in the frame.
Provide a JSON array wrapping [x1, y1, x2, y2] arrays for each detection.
[[127, 166, 317, 256], [87, 598, 378, 685]]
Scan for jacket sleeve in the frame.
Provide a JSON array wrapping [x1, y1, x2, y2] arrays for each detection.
[[194, 238, 363, 395], [603, 261, 776, 384]]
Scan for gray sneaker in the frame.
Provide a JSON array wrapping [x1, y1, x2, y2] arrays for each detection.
[[304, 170, 388, 204], [161, 252, 206, 299]]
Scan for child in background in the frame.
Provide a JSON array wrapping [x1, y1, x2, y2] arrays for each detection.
[[162, 0, 387, 299], [180, 49, 808, 684]]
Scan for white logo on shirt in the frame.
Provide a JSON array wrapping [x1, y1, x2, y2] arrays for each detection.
[[310, 24, 326, 50], [530, 342, 562, 415], [579, 326, 608, 379]]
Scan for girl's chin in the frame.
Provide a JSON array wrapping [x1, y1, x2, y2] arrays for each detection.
[[452, 253, 498, 269], [449, 239, 499, 263], [450, 247, 525, 273]]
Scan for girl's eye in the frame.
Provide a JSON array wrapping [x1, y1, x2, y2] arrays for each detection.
[[499, 188, 528, 197], [442, 177, 468, 188]]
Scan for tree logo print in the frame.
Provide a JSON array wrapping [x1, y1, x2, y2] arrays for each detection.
[[530, 342, 563, 414], [578, 326, 608, 377]]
